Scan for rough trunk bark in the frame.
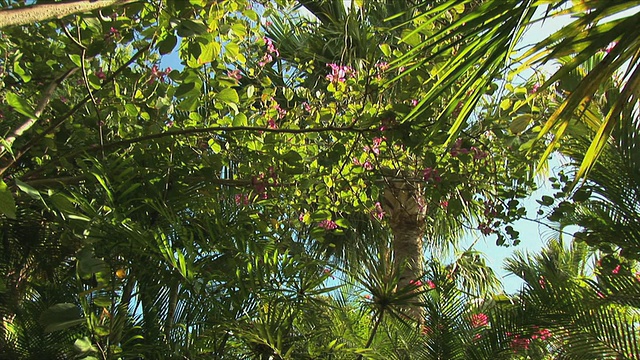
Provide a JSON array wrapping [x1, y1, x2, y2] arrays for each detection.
[[0, 0, 135, 29], [383, 176, 427, 323]]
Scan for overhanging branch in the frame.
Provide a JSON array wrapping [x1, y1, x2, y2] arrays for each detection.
[[0, 0, 136, 28]]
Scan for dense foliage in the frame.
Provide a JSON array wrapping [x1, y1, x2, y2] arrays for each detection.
[[0, 0, 639, 359]]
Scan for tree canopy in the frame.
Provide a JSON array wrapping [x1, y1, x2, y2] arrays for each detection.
[[1, 0, 639, 359]]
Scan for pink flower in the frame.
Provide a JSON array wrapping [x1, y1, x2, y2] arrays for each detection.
[[227, 69, 242, 80], [264, 37, 279, 56], [511, 336, 531, 352], [410, 99, 418, 107], [273, 103, 287, 119], [149, 65, 171, 84], [318, 219, 338, 230], [531, 83, 541, 94], [96, 68, 106, 80], [375, 61, 389, 72], [478, 223, 493, 235], [235, 193, 250, 206], [539, 276, 546, 289], [605, 41, 617, 54], [298, 212, 305, 222], [423, 168, 441, 183], [439, 200, 448, 208], [470, 313, 489, 328], [326, 63, 355, 83], [362, 161, 373, 170], [409, 279, 423, 287], [426, 280, 436, 289], [371, 202, 385, 220], [302, 102, 312, 112], [267, 119, 277, 129], [612, 265, 621, 274]]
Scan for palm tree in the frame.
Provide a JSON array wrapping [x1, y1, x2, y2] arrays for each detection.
[[261, 0, 538, 323], [391, 0, 640, 182]]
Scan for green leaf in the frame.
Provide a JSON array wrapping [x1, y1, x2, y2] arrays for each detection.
[[74, 337, 97, 354], [124, 103, 139, 117], [198, 40, 221, 64], [509, 114, 533, 135], [233, 112, 247, 126], [13, 61, 31, 82], [158, 34, 178, 55], [499, 99, 512, 111], [15, 179, 46, 204], [0, 180, 16, 219], [40, 303, 84, 332], [216, 88, 239, 104], [379, 43, 391, 57], [5, 92, 37, 119]]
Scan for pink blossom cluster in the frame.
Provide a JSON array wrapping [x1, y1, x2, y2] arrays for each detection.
[[259, 37, 279, 67], [251, 168, 277, 200], [352, 158, 374, 170], [371, 202, 385, 220], [510, 335, 531, 352], [470, 313, 489, 328], [477, 222, 493, 235], [531, 327, 551, 341], [105, 26, 120, 41], [326, 63, 355, 83], [96, 68, 107, 80], [235, 193, 250, 206], [364, 137, 385, 155], [227, 69, 242, 81], [531, 83, 541, 94], [150, 65, 172, 84], [375, 61, 389, 72], [423, 167, 441, 183], [318, 219, 338, 230], [409, 279, 436, 289], [450, 138, 489, 160]]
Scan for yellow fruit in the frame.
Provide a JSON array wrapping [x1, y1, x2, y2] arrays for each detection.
[[115, 268, 127, 279]]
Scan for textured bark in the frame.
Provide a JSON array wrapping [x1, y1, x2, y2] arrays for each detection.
[[383, 176, 427, 323], [0, 0, 135, 29]]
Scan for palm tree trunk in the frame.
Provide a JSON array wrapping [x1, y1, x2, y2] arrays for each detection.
[[383, 176, 427, 323]]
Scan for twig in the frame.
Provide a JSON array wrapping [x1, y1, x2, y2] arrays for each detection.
[[0, 67, 78, 155], [0, 43, 152, 177]]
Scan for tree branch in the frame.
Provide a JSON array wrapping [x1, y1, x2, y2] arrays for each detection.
[[0, 0, 136, 28], [0, 43, 152, 177], [0, 67, 78, 154]]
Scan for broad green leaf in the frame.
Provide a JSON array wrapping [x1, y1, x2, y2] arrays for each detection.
[[74, 337, 97, 353], [158, 34, 178, 54], [0, 180, 16, 219], [5, 92, 37, 119], [13, 61, 31, 82], [216, 88, 239, 104], [15, 179, 46, 205], [379, 43, 391, 57], [233, 112, 247, 126], [198, 40, 221, 64], [499, 99, 512, 111], [509, 114, 533, 135], [40, 303, 84, 332]]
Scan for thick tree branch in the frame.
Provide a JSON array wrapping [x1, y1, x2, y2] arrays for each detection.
[[0, 0, 136, 28], [0, 67, 78, 154]]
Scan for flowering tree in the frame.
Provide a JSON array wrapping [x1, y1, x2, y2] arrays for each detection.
[[3, 0, 638, 358]]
